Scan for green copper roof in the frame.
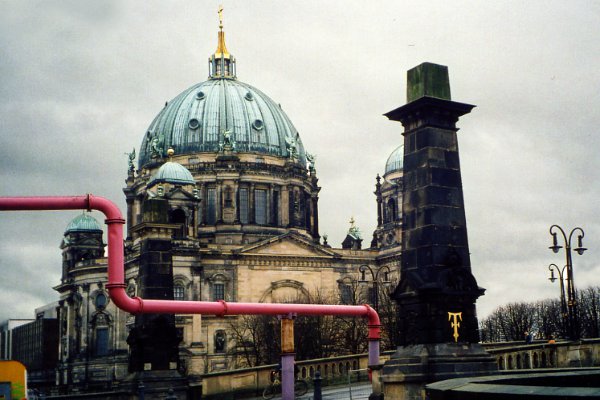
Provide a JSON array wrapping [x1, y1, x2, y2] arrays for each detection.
[[385, 144, 404, 175], [65, 213, 102, 234], [150, 161, 195, 186], [139, 78, 307, 168]]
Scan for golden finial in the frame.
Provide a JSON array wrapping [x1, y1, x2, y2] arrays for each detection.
[[167, 147, 175, 159], [218, 5, 224, 30], [214, 4, 230, 59], [349, 216, 356, 228]]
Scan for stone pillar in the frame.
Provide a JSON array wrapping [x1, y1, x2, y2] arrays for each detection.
[[249, 183, 256, 224], [311, 194, 320, 241], [269, 184, 276, 226], [375, 175, 383, 227], [381, 62, 496, 399], [199, 183, 206, 225], [281, 185, 290, 227], [125, 196, 135, 240], [216, 180, 223, 223], [234, 183, 240, 224]]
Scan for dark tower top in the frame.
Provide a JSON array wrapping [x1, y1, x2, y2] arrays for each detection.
[[385, 62, 484, 345]]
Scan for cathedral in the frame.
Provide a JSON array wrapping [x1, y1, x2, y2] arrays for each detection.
[[21, 15, 404, 395]]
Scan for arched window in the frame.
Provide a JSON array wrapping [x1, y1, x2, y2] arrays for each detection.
[[213, 283, 225, 301], [214, 330, 226, 353], [173, 284, 185, 301], [91, 312, 111, 357], [386, 198, 397, 222], [208, 273, 231, 301]]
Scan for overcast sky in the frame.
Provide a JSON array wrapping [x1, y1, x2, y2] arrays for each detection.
[[1, 1, 600, 324]]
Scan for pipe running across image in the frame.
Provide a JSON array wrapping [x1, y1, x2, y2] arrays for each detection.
[[0, 195, 381, 366]]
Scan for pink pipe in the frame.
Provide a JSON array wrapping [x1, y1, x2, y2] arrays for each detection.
[[0, 195, 382, 345]]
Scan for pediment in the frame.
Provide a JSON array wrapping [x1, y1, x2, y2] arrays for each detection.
[[238, 233, 337, 258], [165, 187, 197, 201]]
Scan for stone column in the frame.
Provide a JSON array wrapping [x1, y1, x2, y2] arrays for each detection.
[[281, 185, 290, 227], [249, 183, 256, 224], [216, 180, 223, 223], [199, 183, 206, 225], [234, 182, 240, 224], [381, 62, 496, 399], [269, 184, 276, 226], [375, 175, 383, 227], [311, 193, 320, 241], [125, 195, 135, 240]]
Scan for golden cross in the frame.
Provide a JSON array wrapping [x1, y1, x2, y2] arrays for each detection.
[[448, 312, 462, 343]]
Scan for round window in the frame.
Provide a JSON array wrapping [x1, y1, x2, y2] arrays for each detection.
[[252, 119, 264, 130], [188, 118, 200, 130], [245, 92, 254, 101], [196, 91, 205, 100]]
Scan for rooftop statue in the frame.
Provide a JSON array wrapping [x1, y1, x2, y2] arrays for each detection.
[[306, 152, 316, 174], [285, 134, 299, 160], [126, 148, 136, 172], [150, 137, 163, 159], [219, 129, 236, 152]]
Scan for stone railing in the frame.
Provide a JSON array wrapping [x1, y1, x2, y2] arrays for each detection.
[[201, 351, 396, 398], [482, 338, 600, 370]]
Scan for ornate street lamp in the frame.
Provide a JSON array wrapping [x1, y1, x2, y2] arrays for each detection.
[[548, 225, 587, 340], [358, 265, 391, 312], [548, 263, 568, 337]]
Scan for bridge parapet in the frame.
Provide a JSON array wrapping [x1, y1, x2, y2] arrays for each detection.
[[482, 338, 600, 370]]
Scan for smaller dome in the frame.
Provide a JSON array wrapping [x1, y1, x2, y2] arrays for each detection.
[[65, 213, 102, 234], [384, 145, 404, 175], [150, 161, 195, 186]]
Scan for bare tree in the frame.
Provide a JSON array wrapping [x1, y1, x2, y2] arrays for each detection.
[[480, 285, 600, 342], [578, 287, 600, 338], [228, 314, 279, 367]]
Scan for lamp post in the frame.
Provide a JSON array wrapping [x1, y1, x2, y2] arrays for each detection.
[[548, 225, 587, 340], [358, 265, 391, 313], [548, 263, 568, 337]]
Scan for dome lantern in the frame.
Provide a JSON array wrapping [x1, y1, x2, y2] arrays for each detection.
[[209, 6, 236, 79]]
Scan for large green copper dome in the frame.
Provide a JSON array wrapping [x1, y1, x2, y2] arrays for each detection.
[[138, 27, 306, 168]]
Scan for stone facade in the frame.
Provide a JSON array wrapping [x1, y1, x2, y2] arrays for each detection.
[[40, 20, 404, 397]]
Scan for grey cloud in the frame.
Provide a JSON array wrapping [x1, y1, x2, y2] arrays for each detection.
[[2, 0, 600, 322]]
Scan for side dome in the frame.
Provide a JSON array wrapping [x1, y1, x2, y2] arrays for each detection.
[[138, 79, 307, 168], [384, 144, 404, 175], [149, 161, 195, 186], [65, 214, 102, 234]]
